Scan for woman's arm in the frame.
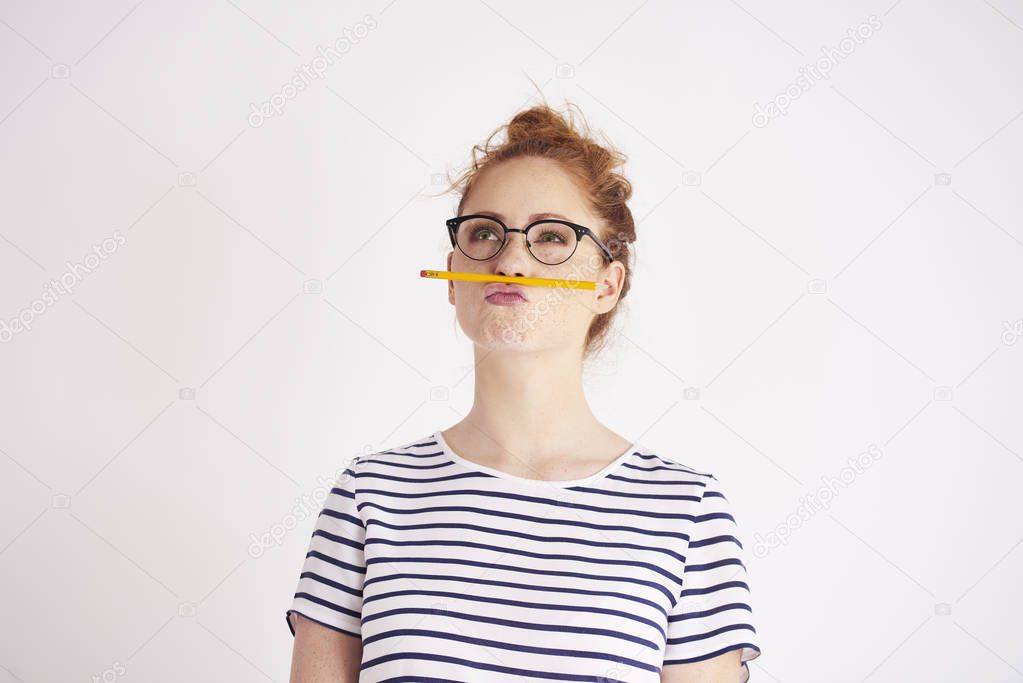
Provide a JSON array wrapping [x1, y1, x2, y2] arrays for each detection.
[[661, 648, 744, 683], [288, 613, 363, 683]]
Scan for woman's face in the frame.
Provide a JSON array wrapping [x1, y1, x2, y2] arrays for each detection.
[[447, 156, 625, 354]]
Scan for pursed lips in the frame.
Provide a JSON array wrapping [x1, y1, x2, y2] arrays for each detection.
[[483, 283, 529, 301]]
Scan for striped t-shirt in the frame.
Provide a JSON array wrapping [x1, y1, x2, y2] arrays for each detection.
[[286, 431, 762, 682]]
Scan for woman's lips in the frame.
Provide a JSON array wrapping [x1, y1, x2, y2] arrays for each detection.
[[483, 282, 529, 306], [485, 292, 527, 306]]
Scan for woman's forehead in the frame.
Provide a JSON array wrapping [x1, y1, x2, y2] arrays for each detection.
[[464, 160, 593, 220]]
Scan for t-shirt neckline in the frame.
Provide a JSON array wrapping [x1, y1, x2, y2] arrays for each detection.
[[433, 429, 639, 488]]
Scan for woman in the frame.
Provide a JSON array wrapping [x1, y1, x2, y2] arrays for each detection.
[[286, 102, 762, 682]]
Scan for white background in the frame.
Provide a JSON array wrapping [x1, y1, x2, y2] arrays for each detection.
[[1, 1, 1022, 681]]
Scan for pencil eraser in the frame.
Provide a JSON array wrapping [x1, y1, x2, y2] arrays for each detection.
[[420, 270, 427, 276]]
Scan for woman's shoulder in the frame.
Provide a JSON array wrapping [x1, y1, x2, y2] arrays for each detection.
[[628, 445, 718, 482], [347, 433, 441, 471]]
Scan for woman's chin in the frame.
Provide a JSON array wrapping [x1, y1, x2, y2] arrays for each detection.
[[480, 320, 528, 346]]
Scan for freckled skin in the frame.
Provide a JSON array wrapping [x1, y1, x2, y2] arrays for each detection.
[[447, 156, 625, 354]]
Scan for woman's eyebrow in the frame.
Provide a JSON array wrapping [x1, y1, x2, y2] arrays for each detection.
[[476, 210, 571, 223]]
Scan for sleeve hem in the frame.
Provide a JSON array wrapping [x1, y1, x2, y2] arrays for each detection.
[[285, 609, 361, 640], [663, 644, 761, 682]]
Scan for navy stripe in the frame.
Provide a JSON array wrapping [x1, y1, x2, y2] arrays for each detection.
[[605, 472, 709, 487], [686, 557, 746, 573], [292, 591, 360, 620], [363, 520, 688, 563], [355, 468, 502, 483], [377, 678, 467, 683], [356, 457, 467, 472], [326, 486, 358, 503], [299, 570, 363, 598], [365, 537, 684, 587], [638, 452, 713, 473], [667, 622, 757, 645], [563, 484, 703, 501], [318, 508, 365, 528], [359, 570, 669, 616], [365, 555, 681, 605], [361, 502, 693, 542], [663, 642, 761, 666], [357, 488, 708, 521], [670, 602, 753, 622], [304, 549, 366, 576], [360, 633, 659, 675], [626, 455, 713, 477], [312, 529, 365, 552], [680, 580, 751, 598], [689, 533, 743, 550], [361, 601, 664, 647], [363, 651, 631, 682]]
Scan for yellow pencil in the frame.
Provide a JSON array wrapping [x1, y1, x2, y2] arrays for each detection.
[[420, 269, 596, 290]]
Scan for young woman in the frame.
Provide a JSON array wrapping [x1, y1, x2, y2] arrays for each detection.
[[286, 102, 762, 682]]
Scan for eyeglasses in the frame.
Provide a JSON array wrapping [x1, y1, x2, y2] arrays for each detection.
[[446, 214, 614, 266]]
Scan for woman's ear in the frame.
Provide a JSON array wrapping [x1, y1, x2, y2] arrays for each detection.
[[595, 261, 624, 309], [597, 261, 621, 296]]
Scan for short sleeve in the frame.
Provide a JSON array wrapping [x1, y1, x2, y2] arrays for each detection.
[[285, 459, 366, 639], [664, 473, 761, 679]]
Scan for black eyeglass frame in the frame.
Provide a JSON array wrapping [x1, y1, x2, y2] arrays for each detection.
[[446, 214, 615, 266]]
